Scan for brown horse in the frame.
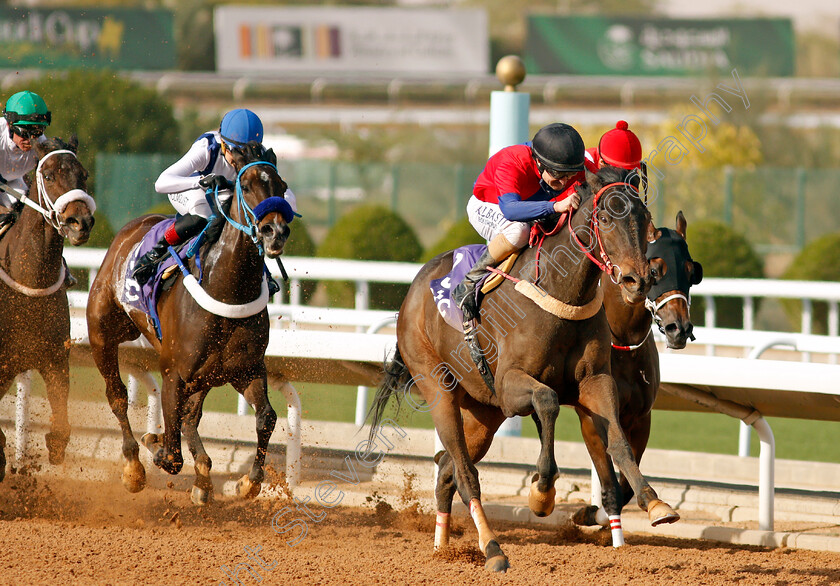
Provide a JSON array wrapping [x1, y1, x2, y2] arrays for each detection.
[[368, 167, 678, 571], [86, 143, 291, 504], [0, 137, 95, 479], [573, 211, 702, 534]]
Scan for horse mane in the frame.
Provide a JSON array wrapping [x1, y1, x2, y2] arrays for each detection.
[[233, 141, 277, 166]]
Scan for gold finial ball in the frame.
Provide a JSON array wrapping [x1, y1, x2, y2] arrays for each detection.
[[496, 55, 526, 92]]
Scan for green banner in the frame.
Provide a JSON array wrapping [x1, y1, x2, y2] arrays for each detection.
[[0, 7, 175, 70], [525, 16, 794, 77]]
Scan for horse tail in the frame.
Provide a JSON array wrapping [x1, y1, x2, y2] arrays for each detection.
[[366, 344, 411, 442]]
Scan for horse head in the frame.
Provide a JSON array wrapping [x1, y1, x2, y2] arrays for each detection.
[[577, 166, 653, 305], [33, 136, 95, 246], [646, 211, 702, 349], [226, 142, 293, 259]]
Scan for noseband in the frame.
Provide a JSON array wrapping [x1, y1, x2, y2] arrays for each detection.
[[35, 149, 95, 237]]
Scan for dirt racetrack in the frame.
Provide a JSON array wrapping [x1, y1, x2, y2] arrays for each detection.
[[0, 469, 839, 586]]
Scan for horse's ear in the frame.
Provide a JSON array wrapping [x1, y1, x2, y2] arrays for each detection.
[[584, 168, 602, 193], [647, 221, 660, 243], [68, 134, 79, 154], [675, 210, 687, 239], [264, 147, 277, 166], [690, 261, 703, 285]]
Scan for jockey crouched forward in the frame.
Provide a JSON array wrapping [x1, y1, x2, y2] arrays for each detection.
[[452, 123, 587, 322], [131, 108, 297, 287]]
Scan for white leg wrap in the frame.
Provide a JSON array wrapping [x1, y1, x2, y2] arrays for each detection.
[[434, 512, 450, 550], [609, 515, 625, 548]]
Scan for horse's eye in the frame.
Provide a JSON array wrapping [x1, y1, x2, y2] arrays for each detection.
[[650, 266, 659, 279], [44, 174, 53, 182]]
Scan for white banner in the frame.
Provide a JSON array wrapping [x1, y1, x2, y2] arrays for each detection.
[[214, 6, 488, 75]]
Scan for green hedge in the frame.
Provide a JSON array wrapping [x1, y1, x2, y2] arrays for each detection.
[[781, 232, 840, 333], [687, 220, 764, 328], [317, 205, 422, 309], [421, 217, 485, 263]]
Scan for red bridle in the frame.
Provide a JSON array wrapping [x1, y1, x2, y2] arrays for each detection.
[[530, 182, 638, 284]]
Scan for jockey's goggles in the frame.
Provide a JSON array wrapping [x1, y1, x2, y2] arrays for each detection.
[[12, 125, 44, 140], [537, 161, 577, 180]]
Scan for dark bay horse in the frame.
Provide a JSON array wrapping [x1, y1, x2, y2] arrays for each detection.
[[0, 137, 95, 478], [573, 211, 702, 539], [87, 143, 291, 504], [368, 167, 678, 571]]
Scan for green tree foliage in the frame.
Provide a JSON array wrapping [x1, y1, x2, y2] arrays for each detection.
[[280, 218, 317, 304], [687, 220, 764, 328], [316, 205, 422, 309], [422, 217, 485, 263], [7, 70, 178, 160], [781, 233, 840, 334]]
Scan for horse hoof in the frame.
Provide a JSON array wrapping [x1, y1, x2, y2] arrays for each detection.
[[648, 499, 680, 526], [45, 431, 69, 465], [122, 460, 146, 493], [236, 475, 262, 499], [484, 554, 509, 572], [140, 433, 163, 452], [191, 484, 213, 506], [528, 480, 556, 517], [572, 504, 600, 526]]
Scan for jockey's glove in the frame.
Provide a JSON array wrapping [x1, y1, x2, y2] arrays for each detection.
[[0, 200, 24, 227], [199, 174, 233, 192]]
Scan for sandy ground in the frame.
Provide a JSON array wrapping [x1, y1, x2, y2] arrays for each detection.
[[0, 468, 838, 586]]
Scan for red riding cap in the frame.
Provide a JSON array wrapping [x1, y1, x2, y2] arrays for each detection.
[[598, 120, 642, 170]]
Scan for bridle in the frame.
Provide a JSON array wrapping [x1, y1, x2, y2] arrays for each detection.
[[569, 181, 640, 284], [207, 160, 298, 256], [34, 149, 95, 237]]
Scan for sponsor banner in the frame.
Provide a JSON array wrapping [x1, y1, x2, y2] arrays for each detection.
[[525, 16, 795, 77], [214, 6, 488, 75], [0, 7, 175, 70]]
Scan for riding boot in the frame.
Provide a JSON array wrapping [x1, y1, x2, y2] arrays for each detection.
[[132, 214, 208, 286], [452, 250, 497, 323], [452, 234, 520, 323], [62, 257, 77, 288], [131, 237, 171, 286]]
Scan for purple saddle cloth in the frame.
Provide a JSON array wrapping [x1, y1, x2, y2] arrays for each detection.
[[120, 219, 191, 319], [429, 244, 489, 332]]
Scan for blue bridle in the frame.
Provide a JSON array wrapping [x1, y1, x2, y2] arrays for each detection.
[[207, 160, 299, 256]]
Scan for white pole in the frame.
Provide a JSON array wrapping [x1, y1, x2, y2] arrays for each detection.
[[127, 374, 140, 406], [14, 371, 32, 468], [270, 375, 301, 490], [237, 394, 249, 416], [753, 416, 776, 531]]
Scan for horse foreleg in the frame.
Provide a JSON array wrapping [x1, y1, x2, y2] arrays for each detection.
[[182, 391, 213, 505], [148, 370, 184, 475], [40, 362, 71, 465], [617, 412, 652, 510], [574, 408, 625, 546], [233, 373, 277, 499], [93, 343, 145, 492], [500, 370, 560, 517], [579, 374, 679, 527]]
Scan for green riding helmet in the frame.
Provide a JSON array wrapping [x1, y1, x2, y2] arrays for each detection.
[[3, 91, 51, 127]]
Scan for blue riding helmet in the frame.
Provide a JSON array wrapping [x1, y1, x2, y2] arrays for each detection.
[[219, 108, 263, 148]]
